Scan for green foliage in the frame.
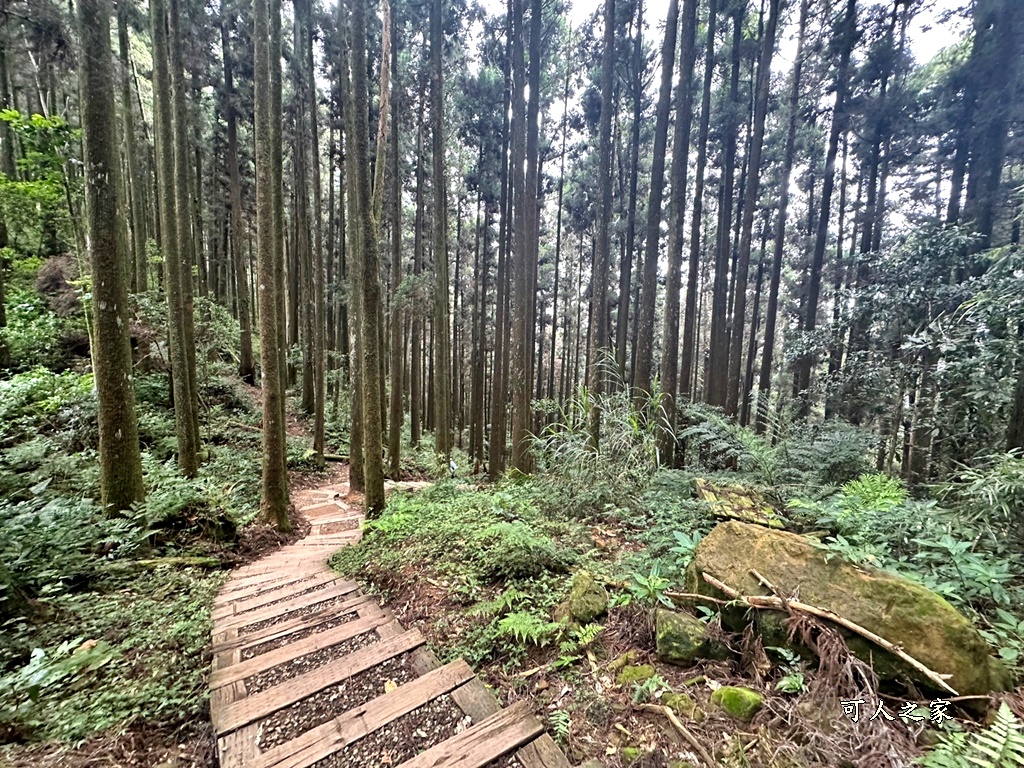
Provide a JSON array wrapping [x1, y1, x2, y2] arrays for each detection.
[[548, 709, 571, 743], [0, 285, 79, 372], [0, 368, 96, 449], [628, 563, 674, 608], [495, 612, 563, 647], [943, 450, 1024, 540], [474, 521, 569, 582], [668, 530, 703, 570], [631, 673, 671, 704], [791, 473, 906, 540], [0, 568, 222, 742], [917, 703, 1024, 768], [533, 384, 662, 514]]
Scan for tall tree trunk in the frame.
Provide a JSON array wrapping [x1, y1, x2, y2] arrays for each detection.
[[118, 2, 147, 293], [253, 0, 290, 529], [387, 0, 403, 478], [633, 0, 679, 406], [793, 0, 857, 417], [705, 7, 742, 408], [488, 9, 514, 479], [81, 0, 146, 513], [755, 0, 808, 433], [151, 0, 199, 476], [615, 0, 643, 385], [725, 0, 780, 416], [431, 0, 452, 461], [411, 68, 426, 447], [222, 14, 255, 384], [169, 0, 201, 453], [679, 0, 719, 405], [588, 0, 615, 446], [660, 0, 698, 463]]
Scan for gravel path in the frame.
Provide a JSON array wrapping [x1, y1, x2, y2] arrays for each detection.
[[243, 630, 380, 695], [240, 611, 359, 660], [255, 651, 419, 750], [308, 694, 471, 768], [240, 594, 353, 636]]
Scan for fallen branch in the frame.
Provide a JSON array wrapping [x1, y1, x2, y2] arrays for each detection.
[[700, 571, 959, 696], [636, 704, 715, 766], [324, 454, 348, 463], [664, 591, 732, 607]]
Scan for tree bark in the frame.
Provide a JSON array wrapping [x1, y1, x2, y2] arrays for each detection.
[[81, 0, 146, 513]]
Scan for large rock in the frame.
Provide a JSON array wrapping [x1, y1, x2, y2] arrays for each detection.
[[685, 521, 1008, 696]]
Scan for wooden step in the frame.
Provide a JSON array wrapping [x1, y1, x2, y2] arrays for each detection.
[[251, 659, 476, 768], [213, 572, 340, 620], [212, 594, 378, 654], [210, 611, 391, 689], [213, 628, 426, 735], [396, 700, 543, 768], [217, 581, 359, 632]]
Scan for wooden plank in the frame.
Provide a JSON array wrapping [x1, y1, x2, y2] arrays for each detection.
[[253, 659, 475, 768], [215, 571, 322, 606], [217, 581, 359, 632], [218, 723, 260, 768], [396, 701, 543, 768], [221, 569, 313, 594], [213, 572, 340, 619], [211, 594, 378, 654], [210, 611, 392, 689], [298, 502, 346, 515], [514, 735, 573, 768], [214, 628, 426, 735], [211, 679, 246, 721]]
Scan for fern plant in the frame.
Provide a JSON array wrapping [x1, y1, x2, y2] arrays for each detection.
[[917, 703, 1024, 768], [495, 612, 562, 648]]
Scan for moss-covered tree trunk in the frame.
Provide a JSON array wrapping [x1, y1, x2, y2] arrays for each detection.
[[80, 0, 146, 513], [151, 0, 199, 476], [117, 2, 147, 293], [254, 0, 290, 530], [221, 14, 255, 384]]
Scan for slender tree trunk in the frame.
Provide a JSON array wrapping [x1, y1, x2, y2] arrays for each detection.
[[431, 0, 452, 461], [387, 0, 403, 478], [411, 69, 426, 447], [705, 8, 742, 408], [81, 0, 146, 513], [118, 2, 147, 293], [253, 0, 290, 529], [725, 0, 780, 416], [679, 0, 719, 404], [588, 0, 615, 446], [633, 0, 679, 406], [660, 0, 698, 463], [347, 0, 386, 514], [793, 0, 857, 417], [755, 0, 808, 433], [222, 15, 255, 384], [615, 0, 643, 385], [151, 0, 198, 476]]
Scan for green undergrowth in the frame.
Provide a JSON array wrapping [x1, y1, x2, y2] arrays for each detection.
[[0, 567, 222, 743], [331, 480, 598, 666], [0, 359, 324, 749]]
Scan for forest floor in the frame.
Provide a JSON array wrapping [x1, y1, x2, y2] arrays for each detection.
[[330, 473, 1024, 768]]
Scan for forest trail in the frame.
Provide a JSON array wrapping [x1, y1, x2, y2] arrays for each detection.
[[209, 480, 571, 768]]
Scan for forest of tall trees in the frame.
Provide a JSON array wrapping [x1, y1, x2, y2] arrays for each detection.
[[1, 0, 1022, 514], [4, 0, 1024, 764]]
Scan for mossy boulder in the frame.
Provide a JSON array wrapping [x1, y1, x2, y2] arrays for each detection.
[[616, 664, 656, 686], [554, 570, 608, 624], [711, 686, 763, 721], [685, 521, 1008, 696], [655, 609, 709, 665]]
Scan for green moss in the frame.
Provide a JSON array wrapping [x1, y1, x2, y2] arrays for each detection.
[[664, 692, 696, 717], [655, 609, 708, 665], [557, 570, 608, 623], [711, 686, 764, 721], [616, 664, 656, 686]]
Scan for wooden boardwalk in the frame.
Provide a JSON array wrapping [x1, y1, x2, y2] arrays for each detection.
[[211, 482, 572, 768]]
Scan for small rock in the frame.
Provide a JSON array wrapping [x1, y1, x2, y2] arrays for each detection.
[[555, 570, 609, 624], [655, 609, 709, 665], [621, 746, 643, 764], [608, 650, 639, 671], [710, 685, 764, 721], [615, 664, 656, 686], [663, 692, 696, 718]]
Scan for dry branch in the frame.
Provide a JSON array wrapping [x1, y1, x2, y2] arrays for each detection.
[[696, 571, 958, 696], [636, 704, 716, 766]]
